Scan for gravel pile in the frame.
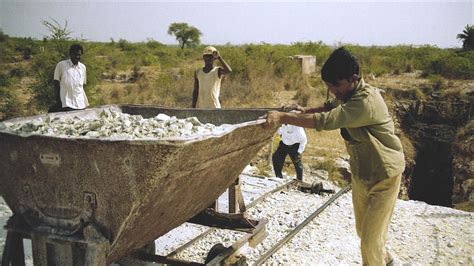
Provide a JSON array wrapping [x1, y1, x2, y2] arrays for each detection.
[[0, 110, 233, 139], [163, 184, 359, 265], [156, 175, 474, 265], [389, 200, 474, 264]]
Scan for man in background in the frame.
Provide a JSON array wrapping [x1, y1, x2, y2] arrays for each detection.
[[49, 44, 88, 112], [272, 123, 307, 181], [192, 46, 232, 108]]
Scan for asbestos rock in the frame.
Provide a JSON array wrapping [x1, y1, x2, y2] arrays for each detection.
[[1, 109, 234, 140]]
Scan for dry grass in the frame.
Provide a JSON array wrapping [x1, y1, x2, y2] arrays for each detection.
[[251, 128, 348, 185], [454, 201, 474, 212], [399, 131, 416, 162], [305, 129, 346, 158]]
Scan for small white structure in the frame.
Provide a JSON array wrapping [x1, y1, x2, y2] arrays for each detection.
[[292, 55, 316, 75]]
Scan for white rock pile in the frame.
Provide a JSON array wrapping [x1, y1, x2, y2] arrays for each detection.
[[0, 110, 234, 140], [156, 175, 474, 265]]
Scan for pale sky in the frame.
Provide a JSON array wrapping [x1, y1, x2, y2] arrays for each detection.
[[0, 0, 473, 48]]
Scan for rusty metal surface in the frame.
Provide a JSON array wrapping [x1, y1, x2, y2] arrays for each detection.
[[0, 105, 277, 262]]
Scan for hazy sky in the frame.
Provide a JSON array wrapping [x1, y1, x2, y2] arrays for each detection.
[[1, 1, 473, 48]]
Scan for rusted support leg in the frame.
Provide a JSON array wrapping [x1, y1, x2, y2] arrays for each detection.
[[51, 240, 73, 265], [1, 231, 25, 266], [229, 178, 246, 214], [229, 180, 237, 213], [32, 235, 74, 265], [84, 242, 108, 266], [83, 224, 109, 266], [31, 234, 48, 266], [235, 180, 246, 213]]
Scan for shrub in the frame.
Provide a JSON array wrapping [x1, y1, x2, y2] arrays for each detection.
[[146, 38, 164, 49], [294, 86, 311, 107], [117, 39, 135, 51], [0, 31, 8, 42], [405, 63, 414, 73], [0, 86, 24, 120], [427, 75, 447, 91], [9, 68, 26, 78], [274, 57, 300, 78], [110, 87, 122, 101], [29, 50, 62, 110], [422, 50, 474, 79], [3, 38, 474, 118], [0, 74, 11, 87], [130, 64, 143, 82]]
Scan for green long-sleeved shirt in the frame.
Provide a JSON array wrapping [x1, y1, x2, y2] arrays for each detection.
[[313, 79, 405, 182]]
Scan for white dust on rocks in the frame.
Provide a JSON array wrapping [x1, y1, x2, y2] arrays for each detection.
[[160, 176, 474, 265], [0, 110, 233, 139]]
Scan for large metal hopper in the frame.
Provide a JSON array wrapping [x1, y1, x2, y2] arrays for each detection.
[[0, 105, 275, 263]]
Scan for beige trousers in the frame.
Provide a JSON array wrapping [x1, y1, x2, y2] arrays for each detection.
[[352, 174, 402, 265]]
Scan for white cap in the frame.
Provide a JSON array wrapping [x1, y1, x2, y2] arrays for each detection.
[[203, 46, 217, 55]]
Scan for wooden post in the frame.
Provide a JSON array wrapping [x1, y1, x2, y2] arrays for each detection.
[[84, 242, 108, 266], [235, 181, 246, 213], [1, 231, 25, 266], [229, 178, 246, 213], [31, 234, 48, 266], [229, 179, 237, 213]]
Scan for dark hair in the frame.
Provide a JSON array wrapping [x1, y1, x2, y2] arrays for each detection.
[[69, 44, 83, 54], [321, 47, 359, 84]]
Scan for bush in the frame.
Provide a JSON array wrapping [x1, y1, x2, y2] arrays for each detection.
[[146, 38, 164, 49], [0, 74, 11, 87], [14, 37, 37, 60], [29, 52, 61, 110], [294, 86, 311, 107], [9, 68, 26, 78], [0, 31, 8, 42], [3, 38, 474, 118], [0, 86, 24, 120], [274, 57, 300, 78], [405, 63, 414, 73], [130, 64, 143, 82], [427, 75, 447, 91], [117, 39, 135, 51]]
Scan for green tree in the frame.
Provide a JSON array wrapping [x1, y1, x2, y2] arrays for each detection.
[[30, 18, 73, 110], [457, 24, 474, 51], [167, 22, 202, 49], [42, 18, 72, 41]]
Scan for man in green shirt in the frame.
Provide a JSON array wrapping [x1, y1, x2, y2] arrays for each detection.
[[263, 47, 405, 265]]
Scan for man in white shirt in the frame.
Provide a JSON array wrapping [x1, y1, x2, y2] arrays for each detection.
[[49, 44, 88, 112], [272, 124, 307, 181]]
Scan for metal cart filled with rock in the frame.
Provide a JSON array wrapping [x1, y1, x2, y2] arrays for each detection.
[[0, 105, 276, 265]]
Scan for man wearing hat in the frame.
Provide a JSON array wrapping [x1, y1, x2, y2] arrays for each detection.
[[192, 46, 232, 108]]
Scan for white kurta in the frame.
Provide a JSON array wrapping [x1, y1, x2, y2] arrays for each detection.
[[54, 59, 89, 109]]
